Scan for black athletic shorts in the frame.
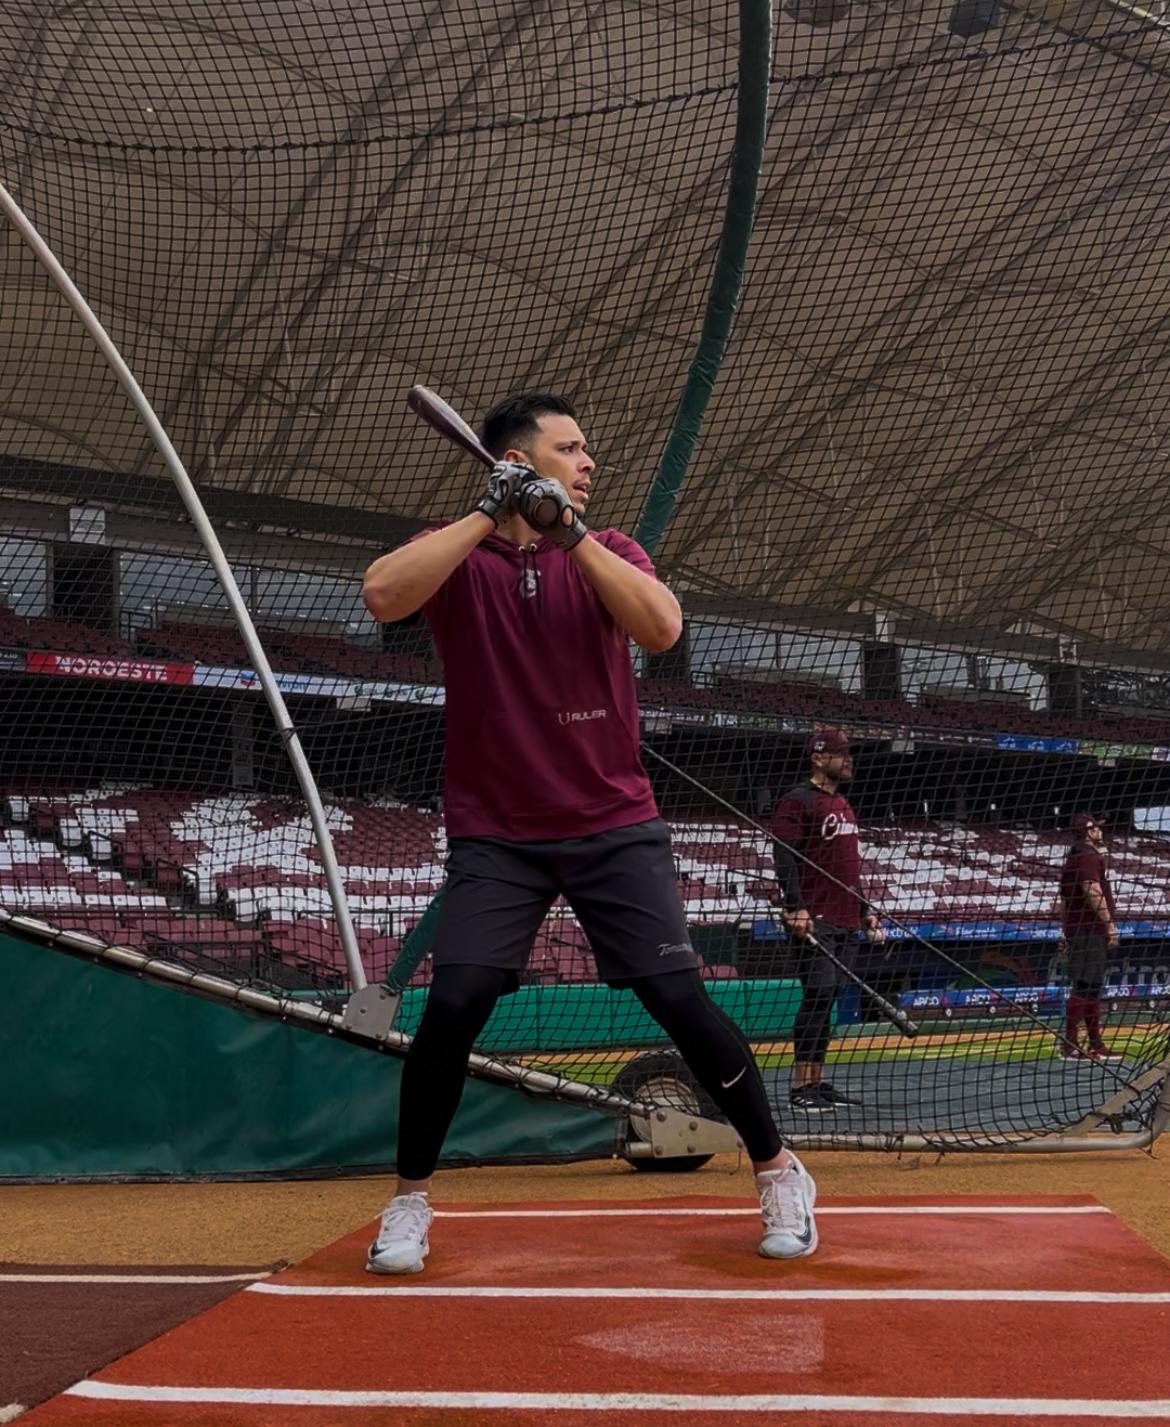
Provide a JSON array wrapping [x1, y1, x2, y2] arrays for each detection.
[[1066, 935, 1109, 987], [432, 817, 700, 988]]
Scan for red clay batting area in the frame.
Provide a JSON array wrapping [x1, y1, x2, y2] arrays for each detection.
[[18, 1194, 1170, 1426]]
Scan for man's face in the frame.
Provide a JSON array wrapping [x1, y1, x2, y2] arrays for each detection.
[[814, 750, 853, 783], [506, 413, 595, 515], [1085, 822, 1104, 847]]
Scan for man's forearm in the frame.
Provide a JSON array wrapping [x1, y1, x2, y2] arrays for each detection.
[[1083, 883, 1115, 927], [772, 842, 804, 910], [363, 514, 492, 622], [568, 537, 681, 652]]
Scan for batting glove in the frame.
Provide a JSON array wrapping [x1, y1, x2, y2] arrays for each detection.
[[518, 478, 588, 550], [475, 461, 538, 526]]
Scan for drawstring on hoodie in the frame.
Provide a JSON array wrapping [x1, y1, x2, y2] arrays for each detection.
[[518, 543, 542, 609], [481, 531, 545, 608]]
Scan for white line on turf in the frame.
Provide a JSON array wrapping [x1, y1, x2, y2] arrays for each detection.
[[433, 1205, 1110, 1218], [62, 1384, 1170, 1416], [0, 1272, 271, 1285], [247, 1284, 1170, 1303], [0, 1405, 26, 1423]]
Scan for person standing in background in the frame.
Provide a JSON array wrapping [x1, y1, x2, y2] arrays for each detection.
[[1056, 815, 1123, 1062], [772, 729, 883, 1113]]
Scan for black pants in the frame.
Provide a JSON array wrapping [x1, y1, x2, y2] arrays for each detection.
[[792, 923, 857, 1066], [396, 966, 782, 1180]]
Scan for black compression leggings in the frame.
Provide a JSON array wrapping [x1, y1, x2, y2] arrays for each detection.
[[396, 965, 506, 1183], [395, 965, 782, 1182]]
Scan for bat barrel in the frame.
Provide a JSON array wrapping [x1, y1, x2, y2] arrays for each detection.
[[407, 385, 495, 468]]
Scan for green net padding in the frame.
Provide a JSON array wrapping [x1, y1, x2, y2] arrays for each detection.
[[0, 2, 1167, 1150]]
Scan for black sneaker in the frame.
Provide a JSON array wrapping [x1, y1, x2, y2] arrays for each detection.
[[816, 1081, 861, 1109], [789, 1084, 833, 1114]]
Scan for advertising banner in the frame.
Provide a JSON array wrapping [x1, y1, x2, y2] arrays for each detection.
[[26, 651, 195, 685]]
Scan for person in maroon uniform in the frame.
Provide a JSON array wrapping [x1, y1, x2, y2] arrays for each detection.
[[1056, 814, 1122, 1062], [361, 392, 817, 1273], [771, 729, 883, 1113]]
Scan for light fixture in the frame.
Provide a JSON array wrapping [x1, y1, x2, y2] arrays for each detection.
[[949, 0, 1002, 36]]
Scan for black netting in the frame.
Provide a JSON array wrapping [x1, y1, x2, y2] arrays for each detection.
[[0, 2, 1167, 1151]]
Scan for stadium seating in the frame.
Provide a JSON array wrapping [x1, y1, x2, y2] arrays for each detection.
[[636, 676, 1170, 746], [0, 786, 448, 985], [131, 620, 444, 686], [6, 782, 1170, 989], [69, 620, 1170, 741], [5, 610, 1170, 742], [135, 622, 295, 671], [0, 609, 132, 655]]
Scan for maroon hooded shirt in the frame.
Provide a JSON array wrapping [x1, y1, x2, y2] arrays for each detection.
[[1059, 845, 1117, 939], [417, 527, 660, 841]]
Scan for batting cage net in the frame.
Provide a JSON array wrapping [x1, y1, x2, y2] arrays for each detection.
[[0, 1, 1168, 1153]]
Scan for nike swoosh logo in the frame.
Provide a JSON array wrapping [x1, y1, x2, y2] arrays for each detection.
[[762, 1214, 814, 1247], [721, 1067, 746, 1089]]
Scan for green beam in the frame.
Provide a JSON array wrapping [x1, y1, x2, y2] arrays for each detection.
[[386, 883, 444, 992], [633, 0, 773, 556]]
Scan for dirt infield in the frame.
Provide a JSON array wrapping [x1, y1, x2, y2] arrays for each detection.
[[2, 1146, 1167, 1267]]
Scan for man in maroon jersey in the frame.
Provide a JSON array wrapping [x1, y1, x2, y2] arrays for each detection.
[[361, 392, 816, 1273], [771, 729, 883, 1113], [1056, 814, 1122, 1062]]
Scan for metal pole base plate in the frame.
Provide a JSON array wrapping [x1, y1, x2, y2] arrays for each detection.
[[623, 1105, 743, 1162], [341, 983, 401, 1040]]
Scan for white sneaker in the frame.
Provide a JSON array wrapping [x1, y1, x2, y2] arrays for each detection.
[[366, 1192, 433, 1275], [757, 1156, 818, 1260]]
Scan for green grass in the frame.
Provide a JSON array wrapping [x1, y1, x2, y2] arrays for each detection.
[[527, 1025, 1167, 1087]]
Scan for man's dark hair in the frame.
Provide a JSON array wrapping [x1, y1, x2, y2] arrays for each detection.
[[481, 392, 577, 459]]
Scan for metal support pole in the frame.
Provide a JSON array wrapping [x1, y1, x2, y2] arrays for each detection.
[[0, 181, 367, 992]]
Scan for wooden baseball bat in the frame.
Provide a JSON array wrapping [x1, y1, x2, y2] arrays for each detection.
[[407, 385, 495, 468]]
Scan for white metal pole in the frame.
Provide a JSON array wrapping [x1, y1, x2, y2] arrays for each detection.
[[0, 180, 367, 991]]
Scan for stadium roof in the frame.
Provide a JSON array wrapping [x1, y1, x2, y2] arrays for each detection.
[[1, 1, 1169, 655]]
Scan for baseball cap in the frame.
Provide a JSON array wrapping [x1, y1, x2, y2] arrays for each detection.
[[1070, 813, 1104, 832], [806, 728, 851, 758]]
